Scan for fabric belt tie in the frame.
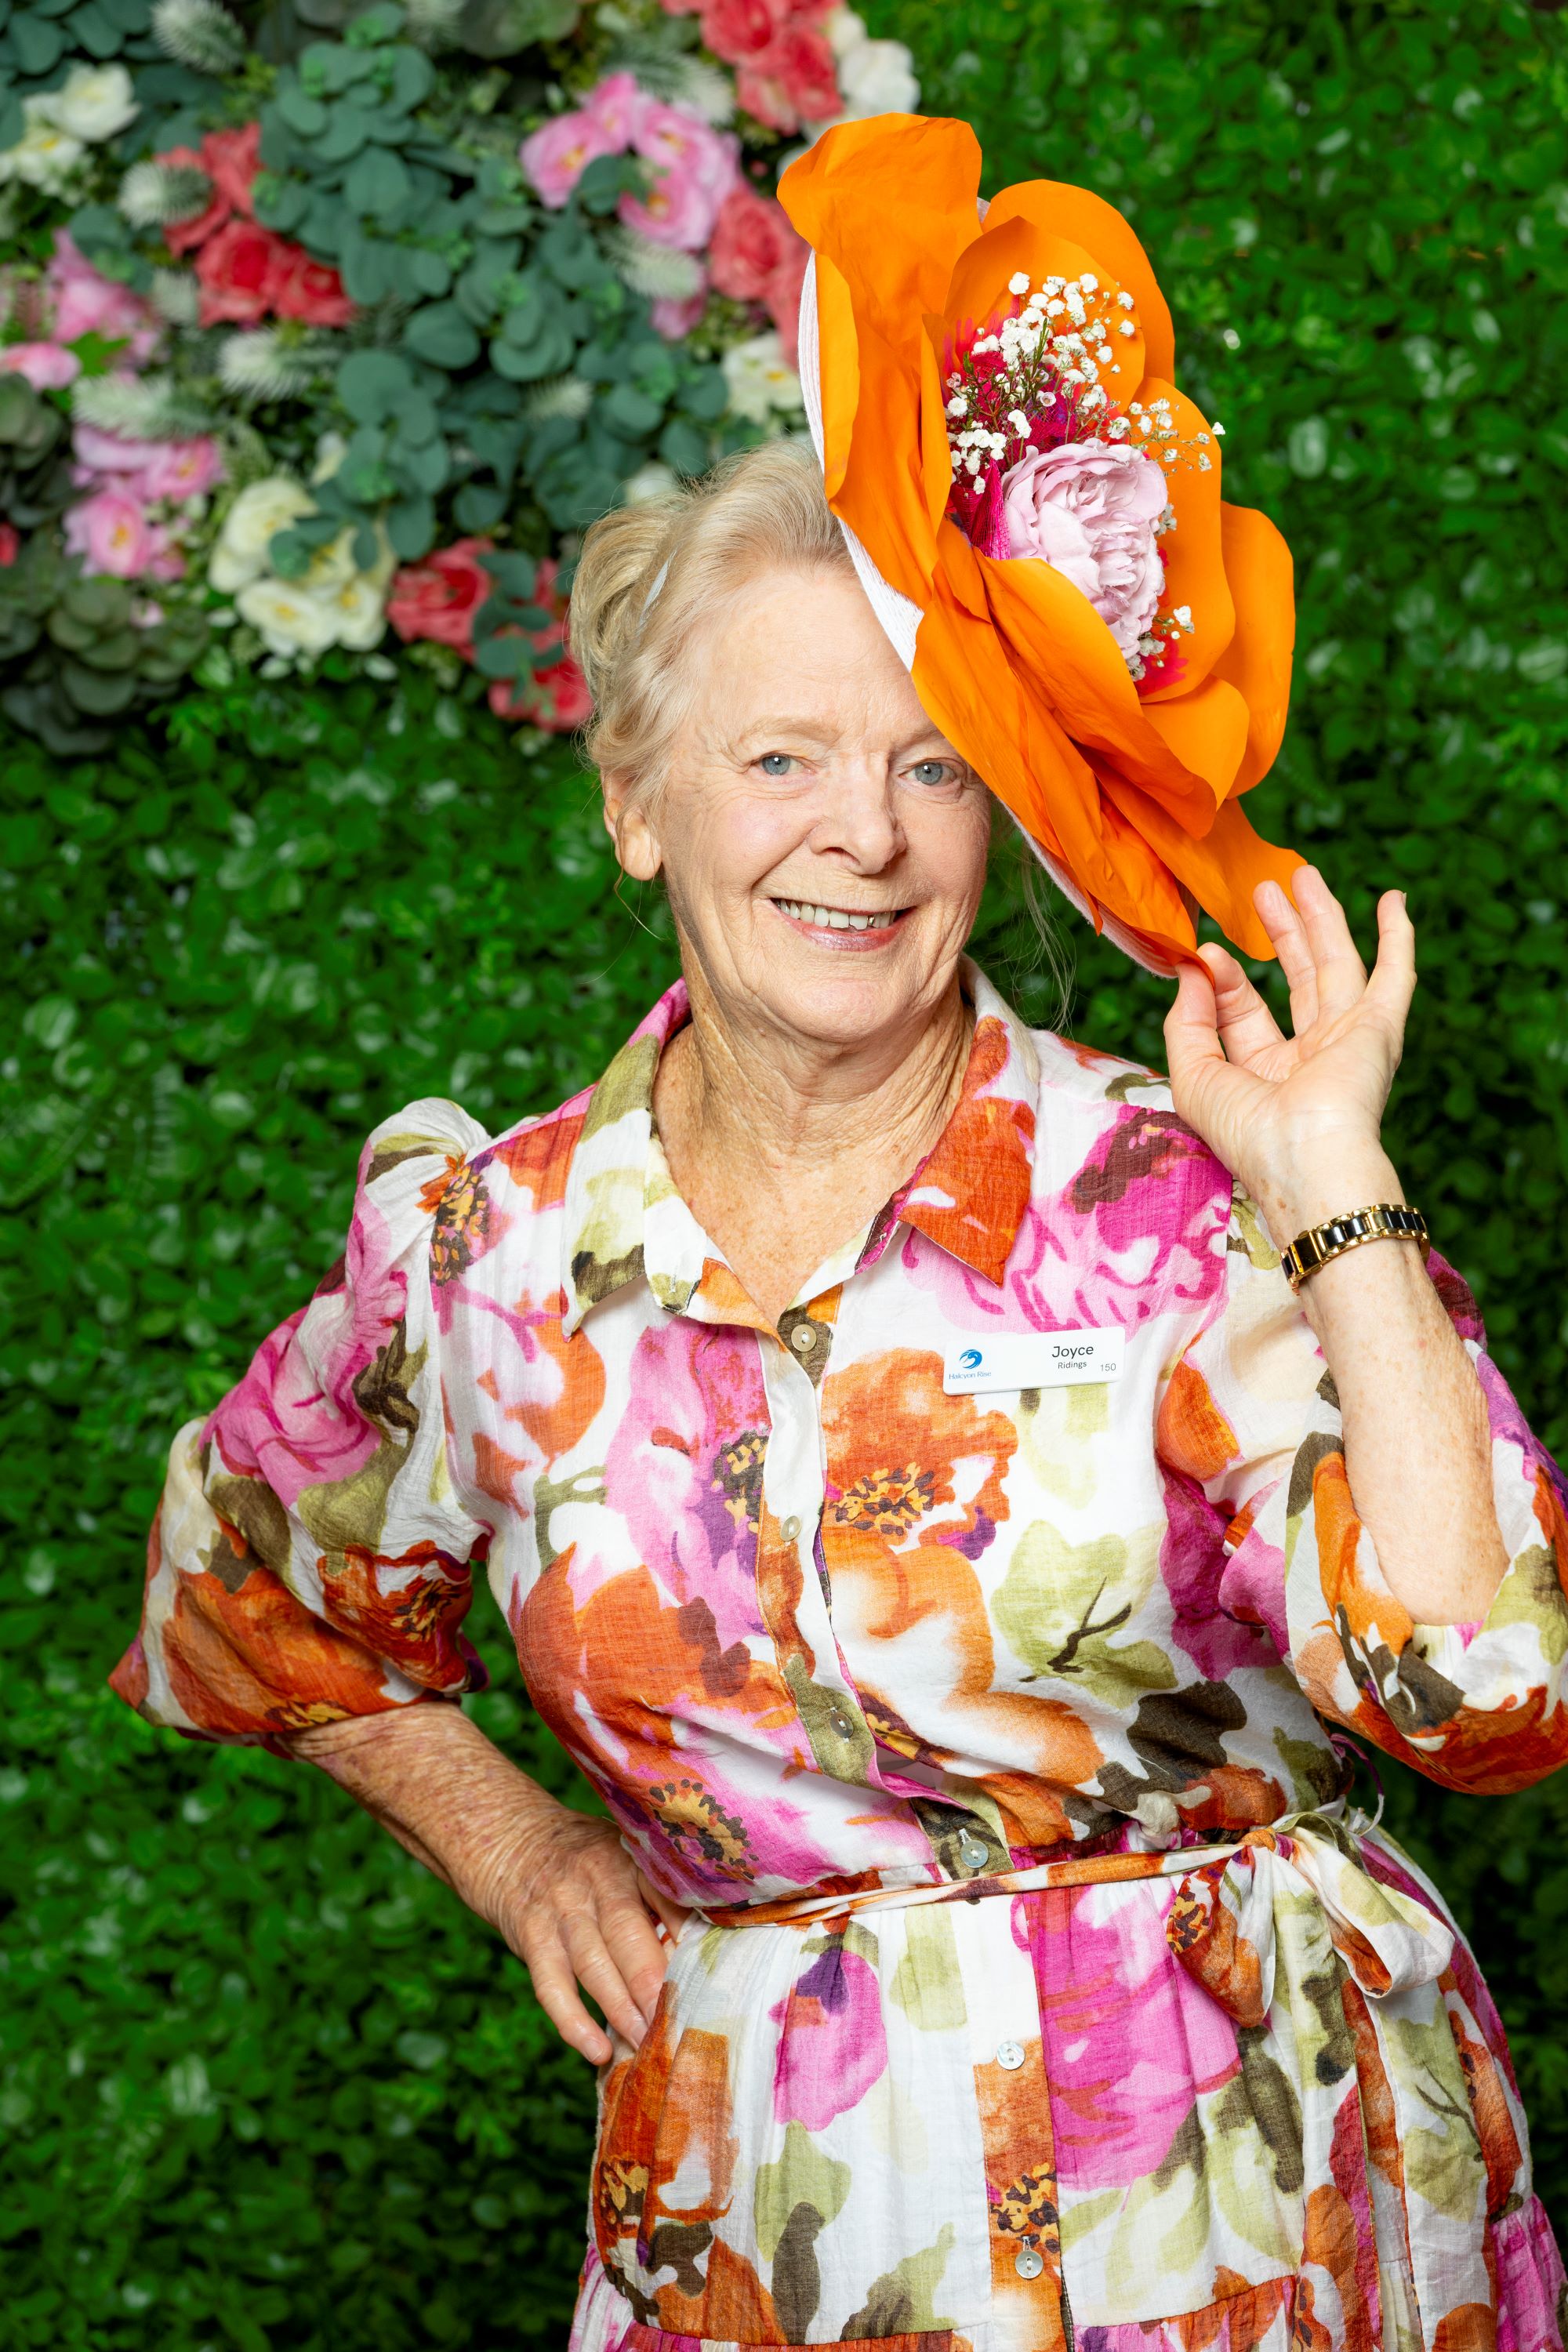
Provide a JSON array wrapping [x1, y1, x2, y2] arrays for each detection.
[[699, 1806, 1453, 2019]]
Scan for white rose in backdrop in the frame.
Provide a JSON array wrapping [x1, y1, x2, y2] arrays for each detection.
[[208, 477, 316, 592], [0, 97, 85, 192], [722, 331, 804, 423], [834, 37, 920, 118], [53, 64, 139, 143], [235, 577, 342, 660]]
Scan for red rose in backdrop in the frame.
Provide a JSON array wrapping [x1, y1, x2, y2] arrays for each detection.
[[388, 544, 588, 731], [159, 119, 354, 329], [739, 22, 839, 131], [708, 182, 810, 358], [486, 558, 590, 731], [160, 121, 262, 255], [388, 538, 495, 655], [267, 242, 356, 327], [662, 0, 841, 132], [194, 219, 277, 324]]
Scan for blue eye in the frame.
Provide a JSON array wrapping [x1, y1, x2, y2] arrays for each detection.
[[909, 760, 953, 786], [759, 753, 796, 776]]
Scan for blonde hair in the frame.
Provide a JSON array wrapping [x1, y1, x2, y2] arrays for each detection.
[[569, 439, 854, 800]]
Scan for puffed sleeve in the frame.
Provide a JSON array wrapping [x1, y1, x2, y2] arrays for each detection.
[[109, 1099, 495, 1752], [1160, 1186, 1568, 1795]]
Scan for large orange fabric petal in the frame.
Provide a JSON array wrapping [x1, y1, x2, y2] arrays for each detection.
[[781, 114, 1302, 970]]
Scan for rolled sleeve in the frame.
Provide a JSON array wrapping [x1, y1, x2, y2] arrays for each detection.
[[110, 1098, 494, 1752], [1174, 1201, 1568, 1796]]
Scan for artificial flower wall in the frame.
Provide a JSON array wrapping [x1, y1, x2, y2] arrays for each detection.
[[0, 0, 917, 751]]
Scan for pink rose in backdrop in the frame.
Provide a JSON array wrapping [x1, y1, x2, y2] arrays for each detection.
[[620, 107, 738, 250], [651, 289, 708, 339], [582, 68, 646, 145], [0, 343, 80, 390], [1000, 439, 1167, 660], [64, 490, 160, 580], [46, 232, 161, 361], [0, 524, 20, 565], [74, 423, 223, 505], [519, 104, 623, 208]]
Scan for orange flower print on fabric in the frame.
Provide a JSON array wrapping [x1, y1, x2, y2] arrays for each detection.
[[895, 1011, 1035, 1285], [315, 1538, 481, 1693], [780, 116, 1302, 971], [162, 1555, 412, 1742]]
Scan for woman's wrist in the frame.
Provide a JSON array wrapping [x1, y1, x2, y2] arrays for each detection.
[[1248, 1137, 1404, 1252]]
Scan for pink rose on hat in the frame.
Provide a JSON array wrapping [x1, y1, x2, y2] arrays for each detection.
[[999, 439, 1168, 660]]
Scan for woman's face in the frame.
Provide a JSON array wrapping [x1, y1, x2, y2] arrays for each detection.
[[604, 565, 993, 1056]]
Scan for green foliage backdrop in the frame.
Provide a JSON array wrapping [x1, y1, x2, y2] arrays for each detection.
[[5, 2, 1568, 2342]]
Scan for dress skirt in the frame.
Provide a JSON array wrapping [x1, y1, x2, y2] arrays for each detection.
[[568, 1817, 1565, 2352]]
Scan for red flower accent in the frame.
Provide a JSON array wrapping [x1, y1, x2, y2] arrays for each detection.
[[194, 217, 354, 329], [485, 557, 592, 733], [266, 239, 356, 327], [158, 119, 262, 256], [709, 182, 811, 361], [699, 0, 783, 67], [738, 21, 840, 132], [0, 523, 18, 566], [194, 218, 279, 325], [388, 536, 495, 657]]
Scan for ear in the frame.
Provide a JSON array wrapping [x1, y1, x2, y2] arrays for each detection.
[[601, 771, 662, 882]]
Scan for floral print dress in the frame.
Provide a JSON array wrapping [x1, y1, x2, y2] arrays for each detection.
[[113, 967, 1568, 2352]]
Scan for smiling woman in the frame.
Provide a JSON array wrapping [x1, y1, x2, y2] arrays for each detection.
[[110, 125, 1568, 2352]]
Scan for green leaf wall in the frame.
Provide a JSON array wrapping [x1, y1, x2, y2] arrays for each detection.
[[4, 1, 1567, 2339]]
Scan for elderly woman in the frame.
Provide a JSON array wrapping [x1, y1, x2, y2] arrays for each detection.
[[114, 120, 1566, 2352]]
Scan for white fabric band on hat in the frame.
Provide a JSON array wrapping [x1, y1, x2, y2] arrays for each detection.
[[797, 256, 922, 674]]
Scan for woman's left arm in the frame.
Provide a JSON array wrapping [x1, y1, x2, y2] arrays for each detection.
[[1165, 865, 1503, 1628]]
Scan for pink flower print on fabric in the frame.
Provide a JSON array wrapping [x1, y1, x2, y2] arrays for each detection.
[[770, 1937, 888, 2130], [205, 1192, 407, 1511], [1026, 1875, 1240, 2190], [898, 1108, 1228, 1342], [1000, 439, 1168, 662], [602, 1317, 771, 1656], [1160, 1462, 1280, 1681]]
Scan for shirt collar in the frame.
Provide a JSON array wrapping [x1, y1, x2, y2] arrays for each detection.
[[559, 961, 1039, 1334]]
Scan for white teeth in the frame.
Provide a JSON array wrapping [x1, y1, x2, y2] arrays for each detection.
[[775, 899, 897, 930]]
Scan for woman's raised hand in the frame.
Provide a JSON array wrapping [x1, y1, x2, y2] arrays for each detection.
[[1163, 865, 1416, 1237]]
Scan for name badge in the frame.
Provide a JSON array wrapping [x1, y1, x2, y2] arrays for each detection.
[[942, 1327, 1125, 1395]]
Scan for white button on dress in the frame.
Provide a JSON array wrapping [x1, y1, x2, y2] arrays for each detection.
[[996, 2038, 1025, 2071]]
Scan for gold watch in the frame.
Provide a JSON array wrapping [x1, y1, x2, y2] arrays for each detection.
[[1279, 1202, 1429, 1294]]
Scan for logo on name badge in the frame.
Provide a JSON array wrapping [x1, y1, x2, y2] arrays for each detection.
[[942, 1327, 1125, 1396]]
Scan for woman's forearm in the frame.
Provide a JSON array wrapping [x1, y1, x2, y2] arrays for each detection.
[[288, 1704, 562, 1919], [1258, 1140, 1508, 1628]]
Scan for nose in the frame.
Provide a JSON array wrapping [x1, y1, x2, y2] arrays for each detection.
[[805, 756, 905, 873]]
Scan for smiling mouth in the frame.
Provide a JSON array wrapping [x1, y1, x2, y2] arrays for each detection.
[[771, 899, 908, 931]]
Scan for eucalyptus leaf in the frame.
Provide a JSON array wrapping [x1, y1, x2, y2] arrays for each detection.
[[386, 489, 435, 557], [404, 301, 481, 371], [336, 350, 413, 423]]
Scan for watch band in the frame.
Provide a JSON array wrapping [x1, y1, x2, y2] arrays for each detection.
[[1279, 1201, 1429, 1294]]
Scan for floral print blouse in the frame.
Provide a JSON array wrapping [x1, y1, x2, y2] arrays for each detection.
[[114, 967, 1568, 2352]]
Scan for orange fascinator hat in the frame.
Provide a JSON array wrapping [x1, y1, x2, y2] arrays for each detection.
[[779, 114, 1303, 973]]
